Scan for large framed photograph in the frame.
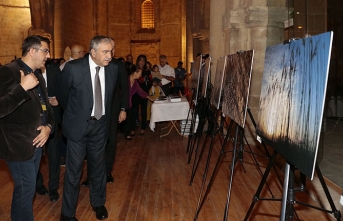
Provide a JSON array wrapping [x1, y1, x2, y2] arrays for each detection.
[[222, 50, 254, 128], [211, 56, 227, 110], [201, 57, 212, 98], [256, 32, 333, 179]]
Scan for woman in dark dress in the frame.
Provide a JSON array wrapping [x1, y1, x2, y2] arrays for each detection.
[[131, 55, 152, 135]]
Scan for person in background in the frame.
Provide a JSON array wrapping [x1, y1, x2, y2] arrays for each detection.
[[147, 78, 164, 121], [117, 57, 125, 63], [151, 64, 162, 80], [146, 61, 152, 72], [132, 54, 152, 136], [0, 35, 54, 221], [57, 36, 118, 221], [59, 58, 66, 66], [125, 54, 133, 76], [35, 59, 63, 203], [124, 66, 154, 140], [59, 44, 85, 167], [174, 61, 187, 96], [158, 55, 175, 96], [59, 44, 85, 70]]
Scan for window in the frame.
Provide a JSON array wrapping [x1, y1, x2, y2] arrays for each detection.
[[141, 0, 154, 29]]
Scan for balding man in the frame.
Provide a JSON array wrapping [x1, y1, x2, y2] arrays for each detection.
[[60, 44, 85, 70], [158, 55, 175, 96]]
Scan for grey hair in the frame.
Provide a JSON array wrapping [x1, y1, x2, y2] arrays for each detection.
[[89, 35, 112, 52]]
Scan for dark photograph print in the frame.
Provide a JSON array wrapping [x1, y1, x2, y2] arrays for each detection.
[[211, 56, 227, 110], [191, 55, 202, 90], [256, 32, 333, 179], [202, 57, 212, 98], [191, 56, 202, 104], [222, 50, 254, 128]]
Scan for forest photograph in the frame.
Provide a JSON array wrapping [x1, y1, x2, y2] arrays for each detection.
[[222, 50, 254, 128], [256, 32, 333, 179]]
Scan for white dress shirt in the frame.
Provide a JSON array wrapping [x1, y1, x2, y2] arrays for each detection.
[[158, 64, 175, 85], [89, 55, 105, 116]]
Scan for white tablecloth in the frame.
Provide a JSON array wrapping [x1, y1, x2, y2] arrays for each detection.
[[149, 97, 190, 131]]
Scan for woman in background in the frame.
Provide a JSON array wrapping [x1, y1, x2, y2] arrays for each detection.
[[132, 55, 152, 136], [124, 65, 154, 140]]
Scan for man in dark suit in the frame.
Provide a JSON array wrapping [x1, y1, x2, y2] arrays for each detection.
[[0, 35, 54, 221], [80, 38, 129, 186], [57, 36, 118, 221], [36, 60, 63, 202]]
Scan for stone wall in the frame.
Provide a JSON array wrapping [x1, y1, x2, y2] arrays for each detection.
[[108, 0, 185, 67], [0, 0, 31, 65], [54, 0, 97, 59]]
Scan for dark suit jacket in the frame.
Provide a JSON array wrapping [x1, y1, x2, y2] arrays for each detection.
[[45, 61, 62, 125], [111, 59, 129, 112], [57, 56, 118, 142], [0, 59, 54, 161]]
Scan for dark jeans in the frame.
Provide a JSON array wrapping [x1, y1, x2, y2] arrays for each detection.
[[37, 124, 61, 191], [7, 147, 42, 221]]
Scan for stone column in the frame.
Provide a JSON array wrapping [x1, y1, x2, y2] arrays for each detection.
[[186, 0, 193, 76], [209, 0, 226, 83], [221, 0, 288, 143]]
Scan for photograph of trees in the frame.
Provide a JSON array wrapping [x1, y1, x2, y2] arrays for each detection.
[[222, 50, 254, 128], [256, 32, 333, 179]]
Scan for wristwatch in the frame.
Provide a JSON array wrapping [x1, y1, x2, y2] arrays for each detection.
[[46, 123, 53, 130], [120, 108, 126, 112]]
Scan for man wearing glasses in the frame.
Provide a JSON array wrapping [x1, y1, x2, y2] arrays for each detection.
[[0, 35, 54, 221]]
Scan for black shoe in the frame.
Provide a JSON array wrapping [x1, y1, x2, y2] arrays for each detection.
[[106, 174, 114, 183], [60, 157, 66, 167], [60, 213, 78, 221], [93, 205, 108, 220], [49, 189, 59, 202], [36, 185, 48, 195], [124, 136, 132, 140], [81, 178, 90, 187]]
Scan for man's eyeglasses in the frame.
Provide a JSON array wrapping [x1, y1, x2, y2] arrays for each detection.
[[35, 48, 50, 55]]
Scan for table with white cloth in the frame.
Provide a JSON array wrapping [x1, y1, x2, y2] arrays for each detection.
[[149, 97, 190, 137]]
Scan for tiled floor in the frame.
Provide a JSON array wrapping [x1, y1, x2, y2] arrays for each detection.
[[320, 117, 343, 189]]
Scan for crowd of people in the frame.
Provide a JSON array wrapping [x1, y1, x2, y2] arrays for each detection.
[[0, 34, 188, 221]]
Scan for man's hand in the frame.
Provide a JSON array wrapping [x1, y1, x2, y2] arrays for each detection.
[[33, 125, 51, 147], [48, 96, 59, 106], [118, 111, 126, 123], [20, 70, 39, 91]]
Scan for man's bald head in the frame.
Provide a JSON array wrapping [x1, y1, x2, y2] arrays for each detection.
[[71, 44, 85, 59]]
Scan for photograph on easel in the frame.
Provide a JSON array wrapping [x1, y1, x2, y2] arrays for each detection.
[[222, 50, 254, 128], [191, 55, 203, 104], [256, 32, 333, 179], [191, 55, 202, 90], [201, 57, 212, 98], [211, 56, 227, 110]]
